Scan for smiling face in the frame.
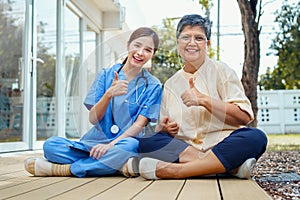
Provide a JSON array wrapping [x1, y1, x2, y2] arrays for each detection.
[[177, 25, 210, 71], [127, 36, 155, 68]]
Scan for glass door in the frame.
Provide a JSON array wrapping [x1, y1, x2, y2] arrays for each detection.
[[0, 0, 27, 152], [35, 0, 57, 144], [0, 0, 54, 152], [0, 0, 101, 152]]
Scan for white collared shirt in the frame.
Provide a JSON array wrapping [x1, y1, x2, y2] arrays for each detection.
[[160, 56, 254, 151]]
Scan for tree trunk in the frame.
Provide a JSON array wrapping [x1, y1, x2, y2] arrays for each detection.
[[237, 0, 260, 127]]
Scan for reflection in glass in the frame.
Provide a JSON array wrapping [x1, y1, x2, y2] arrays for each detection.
[[84, 28, 97, 93], [65, 6, 80, 138], [0, 0, 25, 142], [36, 0, 57, 140]]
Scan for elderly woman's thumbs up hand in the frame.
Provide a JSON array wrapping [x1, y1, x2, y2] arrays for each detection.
[[181, 77, 207, 107]]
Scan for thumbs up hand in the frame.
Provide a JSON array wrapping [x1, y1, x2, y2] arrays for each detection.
[[189, 76, 195, 88], [113, 71, 119, 83], [109, 71, 129, 97], [155, 116, 179, 137], [162, 116, 169, 127], [181, 77, 204, 107]]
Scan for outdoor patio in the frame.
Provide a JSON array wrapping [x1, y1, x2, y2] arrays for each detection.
[[0, 151, 271, 200]]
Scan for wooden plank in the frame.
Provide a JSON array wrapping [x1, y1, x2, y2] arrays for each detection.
[[0, 152, 42, 178], [0, 177, 68, 199], [0, 163, 24, 174], [3, 177, 92, 200], [49, 177, 126, 200], [133, 179, 185, 200], [0, 152, 43, 167], [219, 179, 272, 200], [177, 179, 220, 200], [0, 175, 41, 189], [0, 153, 274, 200], [0, 170, 28, 181], [90, 177, 152, 200], [0, 156, 28, 166]]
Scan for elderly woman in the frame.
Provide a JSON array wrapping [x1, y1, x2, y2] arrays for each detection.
[[138, 14, 268, 179]]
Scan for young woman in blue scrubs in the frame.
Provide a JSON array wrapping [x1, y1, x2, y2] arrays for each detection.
[[24, 27, 162, 178]]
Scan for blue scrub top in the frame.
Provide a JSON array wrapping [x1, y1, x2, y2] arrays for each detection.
[[80, 63, 162, 149]]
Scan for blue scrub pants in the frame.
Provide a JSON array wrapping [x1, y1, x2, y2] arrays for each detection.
[[43, 136, 138, 178]]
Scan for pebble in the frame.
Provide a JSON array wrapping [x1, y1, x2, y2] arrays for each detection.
[[252, 150, 300, 199]]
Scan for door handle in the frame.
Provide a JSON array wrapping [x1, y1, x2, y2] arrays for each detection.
[[31, 57, 44, 64], [30, 57, 44, 73]]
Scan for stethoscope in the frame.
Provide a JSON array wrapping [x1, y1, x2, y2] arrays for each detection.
[[110, 65, 149, 134]]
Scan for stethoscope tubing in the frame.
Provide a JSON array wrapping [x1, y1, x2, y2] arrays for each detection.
[[111, 65, 148, 133]]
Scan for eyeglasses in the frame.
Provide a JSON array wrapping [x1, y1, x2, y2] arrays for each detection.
[[178, 35, 207, 44]]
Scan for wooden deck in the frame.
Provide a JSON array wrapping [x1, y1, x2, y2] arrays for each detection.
[[0, 151, 272, 200]]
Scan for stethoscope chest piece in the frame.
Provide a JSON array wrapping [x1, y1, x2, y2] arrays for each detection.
[[110, 125, 119, 134], [110, 65, 148, 135]]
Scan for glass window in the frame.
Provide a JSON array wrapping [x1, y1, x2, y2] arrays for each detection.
[[65, 6, 80, 138], [36, 0, 57, 140], [84, 27, 97, 91], [0, 0, 25, 142]]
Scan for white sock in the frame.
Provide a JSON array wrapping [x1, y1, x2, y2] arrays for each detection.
[[35, 158, 53, 176]]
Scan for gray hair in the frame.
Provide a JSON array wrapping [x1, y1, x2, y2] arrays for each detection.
[[176, 14, 212, 40]]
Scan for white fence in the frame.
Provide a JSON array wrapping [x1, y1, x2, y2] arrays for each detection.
[[4, 91, 298, 136], [257, 89, 300, 134], [35, 90, 300, 135], [36, 97, 81, 138]]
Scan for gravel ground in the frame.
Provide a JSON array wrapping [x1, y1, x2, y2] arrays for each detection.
[[252, 150, 300, 200]]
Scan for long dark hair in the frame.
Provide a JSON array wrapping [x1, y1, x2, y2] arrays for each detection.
[[122, 27, 159, 64]]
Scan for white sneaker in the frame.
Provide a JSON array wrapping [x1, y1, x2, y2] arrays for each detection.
[[139, 157, 160, 180], [234, 158, 256, 179], [119, 157, 139, 178]]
